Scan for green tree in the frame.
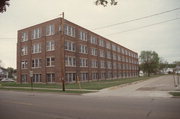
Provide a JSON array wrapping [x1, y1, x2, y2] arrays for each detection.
[[139, 51, 160, 77], [95, 0, 118, 6], [0, 0, 10, 13], [6, 67, 16, 79]]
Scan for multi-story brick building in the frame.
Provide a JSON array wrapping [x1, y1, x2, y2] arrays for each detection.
[[17, 17, 139, 83]]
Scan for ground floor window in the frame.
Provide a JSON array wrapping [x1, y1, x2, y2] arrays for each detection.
[[92, 72, 98, 80], [46, 73, 55, 82], [80, 73, 88, 81], [33, 74, 41, 82], [21, 74, 27, 82], [100, 72, 105, 79], [65, 73, 76, 82]]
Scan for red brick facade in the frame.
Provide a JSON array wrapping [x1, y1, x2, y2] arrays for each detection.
[[17, 18, 139, 83]]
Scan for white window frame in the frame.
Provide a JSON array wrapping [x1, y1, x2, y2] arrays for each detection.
[[79, 31, 88, 41], [80, 58, 88, 67], [46, 24, 55, 36], [91, 48, 98, 56], [21, 46, 28, 56], [32, 28, 41, 39], [46, 40, 55, 51], [65, 41, 76, 52], [46, 57, 55, 67], [21, 32, 28, 42], [21, 60, 28, 69], [90, 36, 97, 44], [32, 58, 42, 68], [64, 25, 75, 37], [65, 56, 76, 67]]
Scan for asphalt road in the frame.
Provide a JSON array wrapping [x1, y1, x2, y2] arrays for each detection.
[[0, 75, 180, 119]]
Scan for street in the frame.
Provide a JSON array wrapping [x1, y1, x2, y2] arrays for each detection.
[[0, 75, 180, 119]]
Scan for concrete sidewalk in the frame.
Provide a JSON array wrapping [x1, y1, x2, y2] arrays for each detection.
[[84, 75, 180, 97]]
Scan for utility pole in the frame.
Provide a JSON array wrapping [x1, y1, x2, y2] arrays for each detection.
[[60, 12, 65, 91]]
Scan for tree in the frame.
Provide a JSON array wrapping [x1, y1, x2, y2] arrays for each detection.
[[139, 51, 160, 77], [6, 67, 16, 79], [95, 0, 118, 7], [0, 0, 10, 13]]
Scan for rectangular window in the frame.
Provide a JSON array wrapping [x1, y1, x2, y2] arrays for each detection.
[[64, 25, 75, 37], [32, 59, 42, 68], [46, 24, 55, 36], [92, 72, 98, 80], [21, 61, 28, 69], [100, 60, 105, 69], [46, 57, 55, 67], [117, 47, 121, 53], [21, 74, 27, 82], [99, 50, 105, 58], [79, 31, 87, 41], [65, 41, 76, 52], [113, 54, 116, 60], [65, 73, 76, 82], [80, 58, 88, 67], [91, 48, 98, 56], [99, 39, 104, 47], [90, 36, 97, 44], [80, 73, 88, 81], [79, 45, 88, 54], [117, 55, 121, 61], [113, 62, 117, 69], [33, 74, 41, 82], [65, 56, 76, 67], [112, 44, 116, 51], [91, 59, 98, 68], [32, 28, 41, 39], [46, 73, 55, 82], [21, 32, 28, 42], [21, 46, 28, 55], [107, 61, 112, 69], [106, 51, 111, 59], [106, 42, 111, 49], [100, 72, 106, 79], [32, 43, 41, 54], [46, 40, 55, 51]]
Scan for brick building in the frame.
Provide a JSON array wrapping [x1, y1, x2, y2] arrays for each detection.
[[17, 18, 139, 83]]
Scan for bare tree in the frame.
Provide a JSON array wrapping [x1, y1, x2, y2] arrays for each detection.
[[0, 0, 10, 13], [95, 0, 118, 7]]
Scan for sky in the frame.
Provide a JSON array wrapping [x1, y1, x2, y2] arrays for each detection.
[[0, 0, 180, 68]]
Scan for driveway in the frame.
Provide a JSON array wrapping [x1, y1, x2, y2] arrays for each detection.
[[84, 75, 180, 97]]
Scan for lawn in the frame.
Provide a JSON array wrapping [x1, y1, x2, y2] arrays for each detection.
[[0, 76, 158, 91]]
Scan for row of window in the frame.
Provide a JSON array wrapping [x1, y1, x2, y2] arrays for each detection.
[[20, 24, 138, 58], [21, 56, 138, 70], [21, 72, 139, 83]]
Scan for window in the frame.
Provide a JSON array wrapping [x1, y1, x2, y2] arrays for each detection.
[[99, 50, 105, 58], [113, 62, 117, 69], [21, 46, 28, 55], [21, 61, 28, 69], [92, 72, 98, 80], [80, 58, 88, 67], [99, 39, 104, 47], [46, 24, 55, 36], [65, 56, 76, 67], [33, 74, 41, 82], [65, 73, 76, 82], [117, 47, 121, 53], [91, 48, 98, 56], [79, 31, 87, 41], [21, 74, 27, 82], [117, 55, 121, 61], [46, 40, 55, 51], [80, 73, 88, 81], [90, 36, 97, 44], [107, 61, 112, 69], [32, 28, 41, 39], [79, 45, 88, 54], [100, 61, 105, 69], [106, 51, 111, 59], [113, 54, 116, 60], [64, 25, 75, 37], [32, 43, 41, 54], [106, 42, 111, 49], [112, 44, 116, 51], [65, 41, 76, 52], [46, 57, 55, 67], [32, 59, 42, 68], [21, 32, 28, 42], [91, 59, 98, 68], [100, 72, 105, 79], [46, 73, 55, 82]]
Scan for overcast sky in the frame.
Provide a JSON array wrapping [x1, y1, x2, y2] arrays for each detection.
[[0, 0, 180, 68]]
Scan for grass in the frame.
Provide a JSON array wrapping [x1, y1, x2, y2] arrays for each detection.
[[169, 92, 180, 97], [0, 75, 159, 91]]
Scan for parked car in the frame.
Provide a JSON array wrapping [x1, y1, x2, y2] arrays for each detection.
[[1, 78, 16, 82]]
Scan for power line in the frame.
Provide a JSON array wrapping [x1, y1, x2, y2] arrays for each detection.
[[106, 17, 180, 36], [93, 7, 180, 30]]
